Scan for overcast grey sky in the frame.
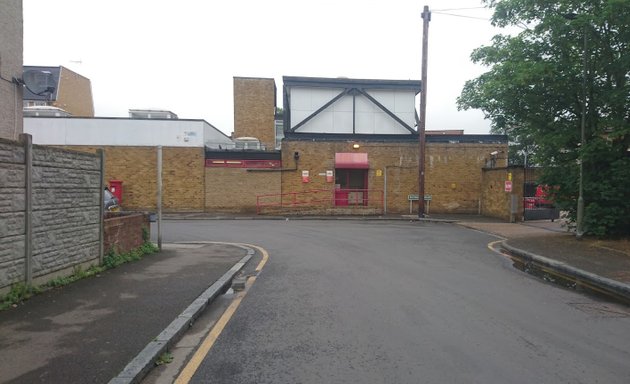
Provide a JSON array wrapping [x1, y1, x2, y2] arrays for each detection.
[[23, 0, 506, 135]]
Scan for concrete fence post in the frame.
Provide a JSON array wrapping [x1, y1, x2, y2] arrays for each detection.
[[19, 133, 33, 286], [98, 148, 105, 264]]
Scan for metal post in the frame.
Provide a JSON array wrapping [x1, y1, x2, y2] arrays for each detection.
[[418, 5, 431, 218], [157, 146, 163, 251], [20, 134, 33, 286], [383, 166, 388, 215], [576, 26, 587, 238]]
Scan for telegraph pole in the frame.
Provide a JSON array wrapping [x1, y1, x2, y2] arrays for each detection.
[[418, 5, 431, 218]]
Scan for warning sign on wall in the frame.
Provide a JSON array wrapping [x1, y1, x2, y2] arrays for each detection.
[[504, 180, 513, 192], [302, 170, 310, 183], [326, 170, 333, 183]]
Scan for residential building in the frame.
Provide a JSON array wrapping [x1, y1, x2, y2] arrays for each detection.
[[22, 65, 95, 117], [0, 0, 23, 140]]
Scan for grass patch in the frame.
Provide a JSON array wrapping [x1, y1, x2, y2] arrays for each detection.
[[0, 241, 159, 311]]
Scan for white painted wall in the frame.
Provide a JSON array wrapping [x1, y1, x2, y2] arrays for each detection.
[[289, 87, 416, 134], [24, 118, 234, 148]]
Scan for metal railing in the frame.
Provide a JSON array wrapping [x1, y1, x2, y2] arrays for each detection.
[[256, 188, 384, 215]]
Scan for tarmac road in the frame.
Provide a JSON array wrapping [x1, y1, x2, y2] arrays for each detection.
[[155, 220, 630, 384]]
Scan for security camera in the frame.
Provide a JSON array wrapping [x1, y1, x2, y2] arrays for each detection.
[[490, 151, 499, 156]]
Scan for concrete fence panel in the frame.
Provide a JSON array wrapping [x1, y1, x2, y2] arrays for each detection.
[[0, 134, 103, 293]]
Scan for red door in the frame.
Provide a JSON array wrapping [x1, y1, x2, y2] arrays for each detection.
[[334, 169, 367, 206]]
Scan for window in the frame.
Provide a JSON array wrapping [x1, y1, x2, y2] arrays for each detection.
[[275, 120, 284, 149]]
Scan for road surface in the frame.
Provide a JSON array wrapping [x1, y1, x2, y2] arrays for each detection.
[[153, 219, 630, 384]]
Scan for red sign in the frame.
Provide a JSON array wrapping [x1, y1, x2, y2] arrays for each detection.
[[504, 180, 513, 192]]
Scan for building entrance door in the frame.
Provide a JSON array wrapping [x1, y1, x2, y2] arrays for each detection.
[[334, 169, 368, 206]]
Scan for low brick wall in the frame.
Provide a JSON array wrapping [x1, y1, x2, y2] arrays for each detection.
[[104, 212, 149, 254]]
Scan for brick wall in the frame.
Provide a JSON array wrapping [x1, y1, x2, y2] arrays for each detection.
[[0, 136, 102, 292], [54, 141, 509, 216], [0, 0, 23, 141], [280, 139, 508, 214], [104, 213, 149, 254], [281, 140, 417, 214], [68, 146, 205, 212], [205, 168, 281, 213], [233, 77, 276, 150], [426, 143, 508, 214], [481, 167, 525, 221], [54, 66, 94, 117]]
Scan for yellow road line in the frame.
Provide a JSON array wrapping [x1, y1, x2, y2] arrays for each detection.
[[250, 244, 269, 272], [487, 240, 504, 254], [174, 243, 269, 384]]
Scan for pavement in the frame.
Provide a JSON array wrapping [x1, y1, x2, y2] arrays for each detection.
[[0, 242, 255, 384], [0, 214, 628, 383], [454, 216, 630, 303]]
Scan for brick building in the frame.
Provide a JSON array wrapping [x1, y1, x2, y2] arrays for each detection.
[[25, 75, 508, 216], [211, 76, 508, 215], [22, 65, 95, 117], [25, 114, 234, 211]]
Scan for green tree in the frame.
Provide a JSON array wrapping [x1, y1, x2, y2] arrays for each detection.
[[458, 0, 630, 236]]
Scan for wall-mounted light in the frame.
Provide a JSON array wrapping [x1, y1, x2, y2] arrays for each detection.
[[352, 143, 360, 149]]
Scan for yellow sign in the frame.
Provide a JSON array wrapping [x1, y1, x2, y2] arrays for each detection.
[[508, 172, 513, 181], [376, 169, 383, 177]]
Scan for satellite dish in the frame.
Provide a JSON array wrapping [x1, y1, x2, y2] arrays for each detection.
[[22, 70, 56, 96]]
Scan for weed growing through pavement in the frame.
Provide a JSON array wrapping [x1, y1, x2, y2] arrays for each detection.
[[0, 283, 42, 310], [155, 351, 174, 366]]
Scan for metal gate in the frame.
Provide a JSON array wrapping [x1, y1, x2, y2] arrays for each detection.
[[522, 167, 560, 221]]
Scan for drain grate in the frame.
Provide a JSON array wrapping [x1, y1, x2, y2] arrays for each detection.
[[568, 302, 630, 318]]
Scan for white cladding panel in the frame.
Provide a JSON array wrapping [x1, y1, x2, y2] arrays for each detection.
[[24, 118, 233, 148], [289, 86, 416, 134], [203, 123, 237, 148]]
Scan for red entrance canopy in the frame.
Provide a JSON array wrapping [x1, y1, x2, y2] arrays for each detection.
[[335, 153, 369, 169]]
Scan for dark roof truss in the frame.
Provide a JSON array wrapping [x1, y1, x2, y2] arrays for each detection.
[[288, 87, 417, 134]]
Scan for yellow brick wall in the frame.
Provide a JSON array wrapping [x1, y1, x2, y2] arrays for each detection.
[[66, 146, 204, 211], [481, 167, 526, 222], [425, 143, 508, 214], [162, 148, 205, 211], [233, 77, 276, 150], [205, 168, 281, 213], [281, 140, 419, 214], [54, 66, 95, 117], [281, 140, 508, 214], [63, 140, 509, 216]]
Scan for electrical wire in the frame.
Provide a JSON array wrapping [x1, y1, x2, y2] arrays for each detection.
[[432, 7, 486, 12], [432, 11, 490, 21], [0, 75, 15, 84]]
